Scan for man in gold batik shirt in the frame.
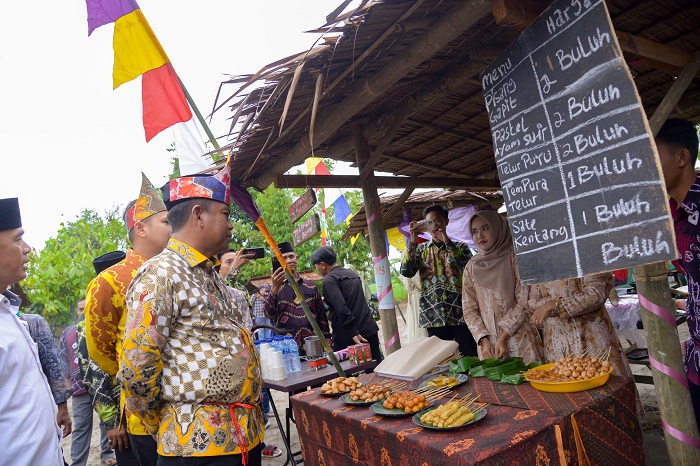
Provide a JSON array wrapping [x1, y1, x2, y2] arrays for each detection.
[[119, 162, 264, 466], [85, 173, 171, 465]]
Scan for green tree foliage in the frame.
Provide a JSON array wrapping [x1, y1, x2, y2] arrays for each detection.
[[23, 209, 128, 333], [226, 185, 372, 288]]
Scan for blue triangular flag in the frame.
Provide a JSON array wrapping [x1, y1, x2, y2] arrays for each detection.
[[333, 195, 352, 226]]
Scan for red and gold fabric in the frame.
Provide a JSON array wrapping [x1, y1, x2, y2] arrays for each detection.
[[84, 248, 149, 435], [119, 238, 264, 457]]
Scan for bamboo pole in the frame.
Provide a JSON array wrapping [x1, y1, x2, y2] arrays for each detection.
[[354, 126, 401, 355], [633, 51, 700, 464], [633, 263, 700, 463]]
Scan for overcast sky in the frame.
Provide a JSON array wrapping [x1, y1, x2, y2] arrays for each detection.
[[0, 0, 337, 249]]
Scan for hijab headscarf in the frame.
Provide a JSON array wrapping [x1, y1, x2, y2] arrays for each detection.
[[467, 211, 517, 308]]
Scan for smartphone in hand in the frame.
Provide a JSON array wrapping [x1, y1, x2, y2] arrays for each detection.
[[245, 247, 265, 259], [271, 257, 282, 272], [413, 219, 435, 233]]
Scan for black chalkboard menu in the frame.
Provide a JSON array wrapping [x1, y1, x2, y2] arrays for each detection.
[[481, 0, 676, 285]]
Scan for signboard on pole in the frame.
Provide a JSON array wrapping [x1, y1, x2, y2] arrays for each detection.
[[289, 189, 317, 224], [481, 0, 676, 285], [293, 213, 322, 246]]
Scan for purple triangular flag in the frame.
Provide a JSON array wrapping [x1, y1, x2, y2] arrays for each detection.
[[85, 0, 140, 36]]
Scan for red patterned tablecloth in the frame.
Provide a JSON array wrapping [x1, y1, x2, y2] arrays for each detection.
[[290, 374, 644, 465]]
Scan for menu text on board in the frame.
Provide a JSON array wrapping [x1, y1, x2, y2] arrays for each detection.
[[481, 0, 675, 284]]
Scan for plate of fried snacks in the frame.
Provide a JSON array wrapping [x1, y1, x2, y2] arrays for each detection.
[[412, 394, 488, 431], [523, 350, 613, 393], [320, 376, 363, 396], [342, 380, 405, 406], [418, 373, 468, 389], [369, 383, 454, 417]]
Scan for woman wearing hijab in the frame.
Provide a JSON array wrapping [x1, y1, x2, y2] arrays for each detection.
[[529, 272, 633, 379], [462, 211, 543, 364]]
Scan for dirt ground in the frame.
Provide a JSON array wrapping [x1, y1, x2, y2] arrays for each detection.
[[63, 308, 678, 466]]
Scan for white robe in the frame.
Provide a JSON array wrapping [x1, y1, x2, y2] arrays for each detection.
[[0, 291, 63, 466]]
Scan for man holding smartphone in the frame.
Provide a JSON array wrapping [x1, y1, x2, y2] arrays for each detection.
[[264, 241, 331, 354], [400, 205, 477, 357]]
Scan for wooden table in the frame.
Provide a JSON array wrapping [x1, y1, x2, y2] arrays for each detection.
[[264, 358, 377, 466], [290, 374, 644, 465]]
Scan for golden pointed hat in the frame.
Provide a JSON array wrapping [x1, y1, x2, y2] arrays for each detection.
[[162, 154, 231, 209], [125, 173, 168, 230]]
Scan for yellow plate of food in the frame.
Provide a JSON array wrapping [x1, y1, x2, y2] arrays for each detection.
[[418, 373, 468, 389], [524, 361, 613, 393]]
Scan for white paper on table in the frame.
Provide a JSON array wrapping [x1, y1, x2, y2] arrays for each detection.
[[374, 336, 459, 381]]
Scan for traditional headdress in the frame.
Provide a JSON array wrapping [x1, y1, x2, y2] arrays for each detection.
[[125, 173, 167, 230], [92, 251, 127, 275], [0, 198, 22, 231], [278, 242, 295, 254], [162, 155, 231, 209]]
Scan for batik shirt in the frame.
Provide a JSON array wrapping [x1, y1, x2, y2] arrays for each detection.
[[400, 240, 473, 328], [20, 313, 69, 404], [85, 248, 147, 435], [59, 324, 86, 396], [670, 173, 700, 385], [75, 320, 120, 430], [263, 275, 331, 351], [119, 238, 264, 457]]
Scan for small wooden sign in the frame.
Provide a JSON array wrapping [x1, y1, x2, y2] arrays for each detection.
[[293, 213, 322, 246], [481, 0, 675, 284], [288, 189, 317, 224]]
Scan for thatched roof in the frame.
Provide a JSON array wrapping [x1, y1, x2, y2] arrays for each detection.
[[341, 189, 503, 240], [212, 0, 700, 190]]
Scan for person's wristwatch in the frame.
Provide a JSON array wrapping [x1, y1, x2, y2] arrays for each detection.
[[228, 267, 239, 278]]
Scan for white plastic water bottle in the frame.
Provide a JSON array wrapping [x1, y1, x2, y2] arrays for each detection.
[[281, 336, 293, 373]]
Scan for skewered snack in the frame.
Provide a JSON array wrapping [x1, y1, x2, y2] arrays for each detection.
[[349, 383, 393, 402], [426, 375, 460, 388], [383, 391, 430, 413], [418, 398, 488, 428], [525, 356, 611, 382], [320, 376, 362, 394]]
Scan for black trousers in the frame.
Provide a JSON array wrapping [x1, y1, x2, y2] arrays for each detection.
[[427, 325, 478, 357], [129, 433, 159, 466], [113, 441, 141, 466], [156, 445, 262, 466]]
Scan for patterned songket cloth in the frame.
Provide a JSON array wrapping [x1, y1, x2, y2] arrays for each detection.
[[162, 155, 232, 207], [119, 238, 264, 457]]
